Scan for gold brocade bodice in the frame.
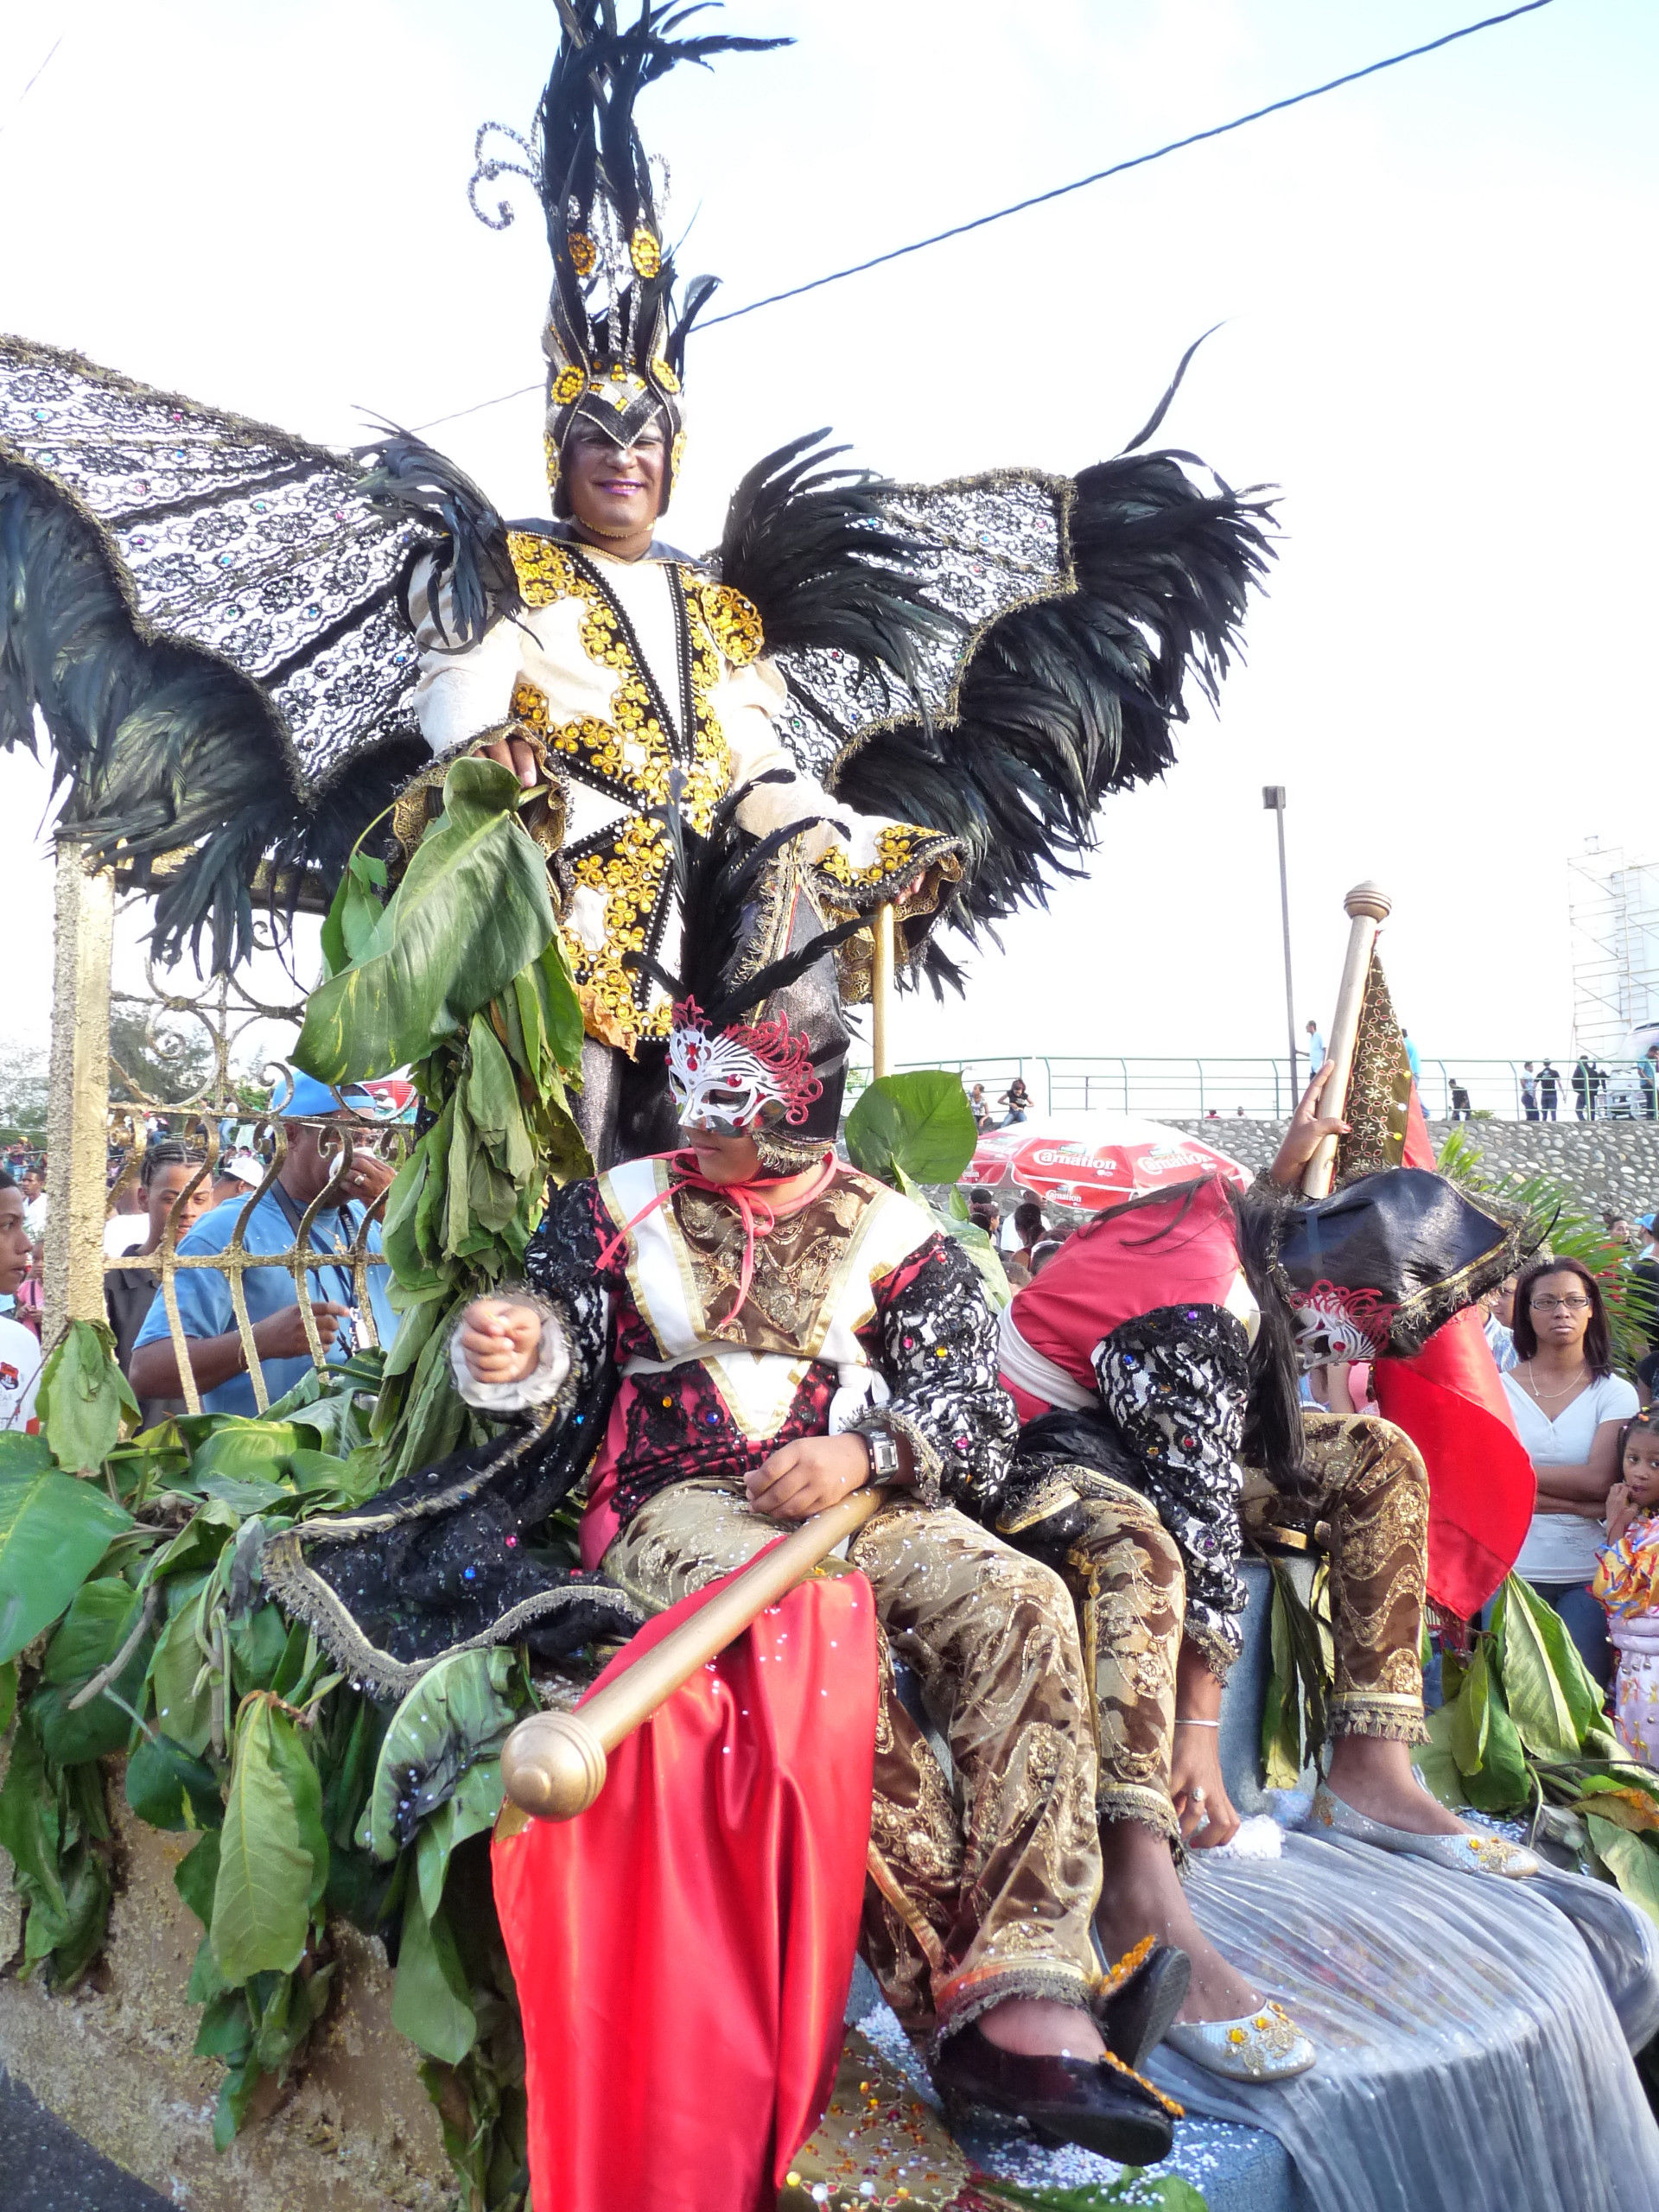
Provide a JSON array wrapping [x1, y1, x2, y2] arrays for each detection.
[[506, 532, 765, 1052]]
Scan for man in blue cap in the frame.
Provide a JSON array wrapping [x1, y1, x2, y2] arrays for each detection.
[[127, 1073, 401, 1417]]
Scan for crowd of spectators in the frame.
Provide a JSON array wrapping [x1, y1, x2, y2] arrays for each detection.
[[1, 1076, 402, 1433]]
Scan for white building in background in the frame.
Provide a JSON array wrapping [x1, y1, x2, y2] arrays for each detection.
[[1569, 842, 1659, 1069]]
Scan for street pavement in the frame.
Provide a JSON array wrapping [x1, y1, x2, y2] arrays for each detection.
[[0, 2070, 171, 2209]]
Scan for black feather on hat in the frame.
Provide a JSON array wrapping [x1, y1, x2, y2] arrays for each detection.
[[630, 774, 861, 1166]]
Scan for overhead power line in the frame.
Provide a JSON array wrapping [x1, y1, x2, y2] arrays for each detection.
[[411, 0, 1558, 434]]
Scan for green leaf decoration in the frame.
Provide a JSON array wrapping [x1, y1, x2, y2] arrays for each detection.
[[360, 1647, 518, 1862], [392, 1889, 480, 2065], [320, 848, 388, 980], [264, 1702, 330, 1917], [43, 1575, 144, 1688], [227, 1604, 291, 1698], [127, 1734, 226, 1832], [149, 1582, 215, 1758], [296, 759, 555, 1083], [1461, 1676, 1531, 1814], [1586, 1814, 1659, 1933], [1497, 1573, 1602, 1757], [175, 1828, 222, 1928], [194, 1986, 253, 2061], [1415, 1706, 1470, 1808], [0, 1434, 53, 1479], [845, 1071, 978, 1188], [188, 1422, 305, 1483], [211, 1694, 320, 1981], [36, 1319, 137, 1473], [415, 1760, 505, 1923], [213, 2059, 259, 2152], [195, 1474, 292, 1516], [0, 1721, 66, 1920], [39, 1846, 112, 1988], [250, 1957, 334, 2075], [0, 1657, 15, 1736], [1446, 1646, 1492, 1775], [0, 1460, 131, 1662]]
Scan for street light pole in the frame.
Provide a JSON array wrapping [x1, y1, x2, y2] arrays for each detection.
[[1263, 786, 1299, 1108]]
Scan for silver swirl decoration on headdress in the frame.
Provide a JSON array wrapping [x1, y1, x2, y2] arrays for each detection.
[[467, 122, 539, 232]]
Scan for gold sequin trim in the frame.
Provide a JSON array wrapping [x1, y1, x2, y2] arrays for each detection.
[[504, 532, 738, 1048]]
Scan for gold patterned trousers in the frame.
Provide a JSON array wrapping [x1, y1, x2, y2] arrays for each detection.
[[602, 1478, 1103, 2049], [1249, 1410, 1429, 1747], [1001, 1412, 1430, 1843]]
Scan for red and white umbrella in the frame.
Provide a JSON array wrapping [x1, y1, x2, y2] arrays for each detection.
[[962, 1115, 1251, 1211]]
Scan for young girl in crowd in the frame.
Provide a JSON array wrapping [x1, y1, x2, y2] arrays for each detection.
[[1592, 1410, 1659, 1764]]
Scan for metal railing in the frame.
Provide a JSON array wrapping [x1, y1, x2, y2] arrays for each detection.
[[866, 1056, 1659, 1125], [101, 1104, 410, 1417]]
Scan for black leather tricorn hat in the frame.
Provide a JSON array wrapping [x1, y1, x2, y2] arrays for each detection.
[[1265, 1167, 1540, 1365]]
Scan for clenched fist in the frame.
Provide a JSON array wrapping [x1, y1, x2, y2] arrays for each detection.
[[457, 1299, 543, 1386]]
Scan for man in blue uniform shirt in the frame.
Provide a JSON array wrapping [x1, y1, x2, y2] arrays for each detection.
[[128, 1074, 400, 1415]]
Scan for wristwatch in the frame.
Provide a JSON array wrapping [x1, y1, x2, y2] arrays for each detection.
[[862, 1427, 901, 1483]]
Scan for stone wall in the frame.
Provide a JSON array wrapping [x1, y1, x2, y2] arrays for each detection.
[[1162, 1119, 1659, 1220]]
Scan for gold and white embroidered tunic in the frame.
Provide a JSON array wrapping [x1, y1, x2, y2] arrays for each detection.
[[409, 531, 959, 1052]]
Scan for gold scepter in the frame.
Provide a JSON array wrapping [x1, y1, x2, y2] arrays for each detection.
[[1300, 881, 1391, 1201], [500, 900, 903, 1823], [499, 1485, 887, 1821]]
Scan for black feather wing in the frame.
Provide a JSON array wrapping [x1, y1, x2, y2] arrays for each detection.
[[740, 445, 1274, 994], [0, 335, 508, 967]]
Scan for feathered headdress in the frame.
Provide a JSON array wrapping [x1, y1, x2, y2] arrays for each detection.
[[473, 3, 787, 513], [635, 775, 861, 1167]]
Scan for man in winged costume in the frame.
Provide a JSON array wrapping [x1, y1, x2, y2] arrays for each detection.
[[0, 8, 1272, 1173]]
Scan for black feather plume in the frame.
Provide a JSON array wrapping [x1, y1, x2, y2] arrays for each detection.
[[632, 774, 860, 1032], [827, 444, 1276, 994], [717, 432, 960, 716]]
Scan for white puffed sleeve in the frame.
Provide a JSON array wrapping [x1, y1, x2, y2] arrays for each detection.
[[409, 556, 529, 760]]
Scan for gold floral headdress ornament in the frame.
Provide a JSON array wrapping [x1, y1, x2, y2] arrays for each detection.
[[468, 2, 788, 516]]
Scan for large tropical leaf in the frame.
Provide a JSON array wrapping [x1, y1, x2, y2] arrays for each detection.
[[1459, 1675, 1531, 1814], [0, 1456, 131, 1662], [359, 1645, 518, 1861], [391, 1889, 478, 2065], [1496, 1574, 1602, 1758], [296, 759, 556, 1082], [126, 1734, 225, 1832], [211, 1694, 321, 1980], [845, 1071, 978, 1188], [35, 1320, 138, 1474], [1586, 1814, 1659, 1934]]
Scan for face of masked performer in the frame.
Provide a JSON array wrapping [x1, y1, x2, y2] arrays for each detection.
[[680, 1125, 762, 1186], [563, 415, 667, 561]]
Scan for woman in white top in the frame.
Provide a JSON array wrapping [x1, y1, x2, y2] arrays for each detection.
[[0, 1173, 44, 1434], [1502, 1255, 1637, 1687]]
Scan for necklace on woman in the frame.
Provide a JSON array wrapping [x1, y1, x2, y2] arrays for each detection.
[[1523, 1358, 1589, 1404]]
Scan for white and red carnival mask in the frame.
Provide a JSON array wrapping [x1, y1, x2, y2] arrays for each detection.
[[1285, 1279, 1400, 1369], [665, 998, 823, 1135]]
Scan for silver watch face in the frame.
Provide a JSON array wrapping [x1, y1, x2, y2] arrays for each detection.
[[866, 1431, 899, 1478]]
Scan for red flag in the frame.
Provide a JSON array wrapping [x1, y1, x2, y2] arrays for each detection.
[[493, 1560, 878, 2212], [1370, 1088, 1535, 1615]]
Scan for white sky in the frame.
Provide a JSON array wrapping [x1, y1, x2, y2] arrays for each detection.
[[2, 0, 1656, 1083]]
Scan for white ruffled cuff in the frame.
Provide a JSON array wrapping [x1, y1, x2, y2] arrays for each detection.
[[448, 1306, 571, 1414]]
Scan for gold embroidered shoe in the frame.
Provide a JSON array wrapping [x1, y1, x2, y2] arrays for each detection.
[[1163, 2001, 1317, 2083], [1310, 1784, 1541, 1878]]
